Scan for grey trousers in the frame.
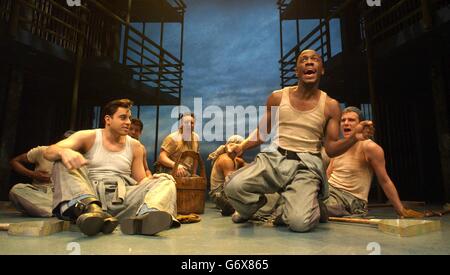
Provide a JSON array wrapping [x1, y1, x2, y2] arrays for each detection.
[[224, 149, 323, 232], [324, 184, 368, 217], [9, 183, 53, 217], [51, 162, 177, 222]]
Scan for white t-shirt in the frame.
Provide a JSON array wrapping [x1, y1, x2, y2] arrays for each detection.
[[26, 146, 53, 185]]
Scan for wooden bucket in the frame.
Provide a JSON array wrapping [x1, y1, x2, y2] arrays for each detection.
[[173, 151, 207, 215]]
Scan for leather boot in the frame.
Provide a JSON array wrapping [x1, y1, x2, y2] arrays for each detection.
[[120, 210, 172, 236], [72, 197, 119, 236]]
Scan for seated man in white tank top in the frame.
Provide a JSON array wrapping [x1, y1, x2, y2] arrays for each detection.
[[225, 49, 375, 233], [44, 99, 178, 237], [325, 107, 423, 218]]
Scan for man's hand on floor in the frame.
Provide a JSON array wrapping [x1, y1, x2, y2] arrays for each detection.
[[399, 208, 425, 218]]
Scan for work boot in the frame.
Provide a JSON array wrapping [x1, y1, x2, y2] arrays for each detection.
[[72, 197, 119, 236], [231, 195, 267, 223], [120, 210, 172, 236], [231, 211, 249, 223], [215, 195, 235, 216]]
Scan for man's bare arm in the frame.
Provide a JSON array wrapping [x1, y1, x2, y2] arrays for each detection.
[[366, 141, 423, 218], [217, 156, 236, 178], [365, 142, 406, 215], [142, 146, 152, 177], [44, 130, 94, 170], [131, 141, 147, 182], [10, 153, 50, 182], [10, 153, 35, 179], [229, 92, 282, 154], [158, 150, 188, 177], [326, 159, 334, 180]]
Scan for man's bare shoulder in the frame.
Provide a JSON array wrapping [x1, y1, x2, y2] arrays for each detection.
[[325, 95, 340, 108], [130, 137, 145, 152], [363, 139, 382, 152], [267, 89, 283, 107], [324, 95, 341, 118], [363, 139, 384, 161], [69, 129, 96, 142], [216, 153, 234, 167]]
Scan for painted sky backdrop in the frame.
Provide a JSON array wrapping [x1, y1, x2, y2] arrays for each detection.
[[129, 0, 342, 171]]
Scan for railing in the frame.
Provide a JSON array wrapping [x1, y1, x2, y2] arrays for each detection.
[[0, 0, 185, 99], [278, 0, 449, 87], [0, 0, 87, 52], [361, 0, 449, 44], [361, 0, 423, 44], [85, 0, 185, 96]]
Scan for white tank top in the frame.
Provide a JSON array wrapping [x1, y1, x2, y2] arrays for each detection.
[[84, 129, 133, 180], [272, 86, 327, 153], [328, 140, 374, 202]]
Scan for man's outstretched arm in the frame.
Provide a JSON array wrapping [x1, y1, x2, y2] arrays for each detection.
[[228, 92, 281, 155], [366, 142, 423, 218]]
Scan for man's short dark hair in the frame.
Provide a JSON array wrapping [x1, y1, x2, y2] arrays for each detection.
[[131, 118, 143, 131], [102, 99, 133, 119], [342, 106, 365, 121]]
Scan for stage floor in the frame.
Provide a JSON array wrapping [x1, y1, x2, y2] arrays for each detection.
[[0, 201, 449, 255]]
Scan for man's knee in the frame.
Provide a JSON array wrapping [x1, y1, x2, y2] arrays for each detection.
[[286, 213, 319, 233], [9, 183, 29, 195], [150, 175, 177, 192]]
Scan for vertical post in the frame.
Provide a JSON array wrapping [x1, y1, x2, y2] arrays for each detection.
[[420, 0, 432, 30], [70, 9, 86, 130], [319, 19, 325, 59], [8, 0, 20, 38], [279, 3, 284, 87], [139, 22, 146, 82], [179, 7, 185, 101], [121, 0, 132, 64], [154, 18, 165, 163], [324, 0, 332, 61], [295, 18, 300, 50]]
